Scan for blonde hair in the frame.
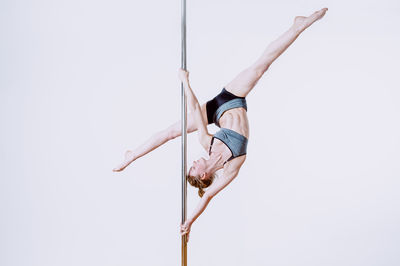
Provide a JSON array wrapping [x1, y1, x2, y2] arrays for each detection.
[[187, 172, 216, 197]]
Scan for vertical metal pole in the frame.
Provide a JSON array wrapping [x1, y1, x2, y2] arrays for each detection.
[[180, 0, 188, 265]]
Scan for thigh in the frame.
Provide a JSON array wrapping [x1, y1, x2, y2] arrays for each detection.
[[224, 66, 263, 97]]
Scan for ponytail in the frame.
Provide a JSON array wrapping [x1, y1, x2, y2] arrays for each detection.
[[187, 172, 216, 198]]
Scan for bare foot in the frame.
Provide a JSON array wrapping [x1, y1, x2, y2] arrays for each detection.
[[113, 150, 135, 172], [293, 8, 328, 32]]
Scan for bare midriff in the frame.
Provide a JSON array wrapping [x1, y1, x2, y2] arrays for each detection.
[[218, 107, 249, 139]]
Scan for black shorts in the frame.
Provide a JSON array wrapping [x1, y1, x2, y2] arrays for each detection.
[[206, 88, 246, 125]]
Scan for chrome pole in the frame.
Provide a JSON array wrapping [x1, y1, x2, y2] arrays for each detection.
[[180, 0, 188, 265]]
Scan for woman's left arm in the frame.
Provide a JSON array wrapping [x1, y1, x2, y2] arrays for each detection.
[[178, 68, 211, 150], [180, 156, 246, 240]]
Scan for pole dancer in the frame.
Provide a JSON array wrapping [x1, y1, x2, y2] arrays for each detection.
[[113, 8, 328, 241]]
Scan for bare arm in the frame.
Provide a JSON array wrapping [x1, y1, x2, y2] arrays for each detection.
[[180, 156, 246, 240], [178, 68, 211, 150], [184, 168, 238, 225]]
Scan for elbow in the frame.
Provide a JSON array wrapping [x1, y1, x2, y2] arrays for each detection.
[[188, 101, 199, 113], [187, 104, 200, 115], [193, 103, 201, 113]]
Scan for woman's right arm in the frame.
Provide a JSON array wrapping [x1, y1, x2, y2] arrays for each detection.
[[180, 156, 246, 240], [178, 68, 211, 149]]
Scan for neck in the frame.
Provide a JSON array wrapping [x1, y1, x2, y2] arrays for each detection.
[[206, 153, 225, 173]]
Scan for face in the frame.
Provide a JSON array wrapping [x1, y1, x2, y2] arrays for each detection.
[[188, 157, 208, 179]]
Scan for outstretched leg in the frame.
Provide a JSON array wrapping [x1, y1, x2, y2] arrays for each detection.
[[113, 103, 208, 172], [225, 8, 328, 97]]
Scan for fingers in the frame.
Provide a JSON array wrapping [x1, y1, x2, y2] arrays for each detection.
[[179, 223, 191, 236], [180, 225, 188, 234]]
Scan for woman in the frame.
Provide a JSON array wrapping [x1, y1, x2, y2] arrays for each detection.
[[113, 8, 328, 241]]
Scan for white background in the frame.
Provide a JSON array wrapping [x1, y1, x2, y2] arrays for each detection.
[[1, 0, 399, 265]]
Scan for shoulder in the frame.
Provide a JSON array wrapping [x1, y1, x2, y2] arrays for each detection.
[[219, 155, 247, 183], [203, 155, 246, 198], [223, 155, 246, 174]]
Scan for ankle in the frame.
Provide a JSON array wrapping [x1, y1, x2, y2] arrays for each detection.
[[293, 16, 309, 33], [290, 25, 303, 36]]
